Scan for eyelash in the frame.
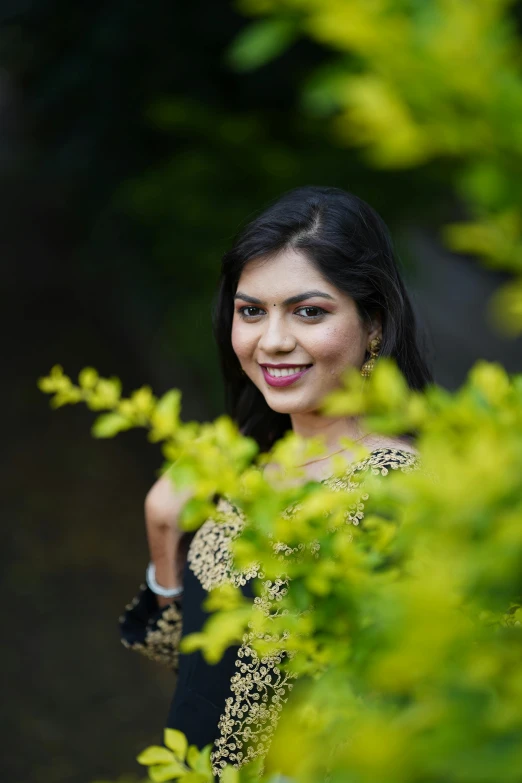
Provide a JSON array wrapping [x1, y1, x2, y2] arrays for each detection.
[[236, 305, 328, 321]]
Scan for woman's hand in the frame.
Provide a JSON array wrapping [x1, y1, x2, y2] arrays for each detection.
[[144, 473, 194, 607]]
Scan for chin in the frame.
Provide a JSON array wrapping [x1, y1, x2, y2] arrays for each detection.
[[263, 396, 313, 415]]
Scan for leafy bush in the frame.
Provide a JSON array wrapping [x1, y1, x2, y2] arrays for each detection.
[[39, 357, 522, 782]]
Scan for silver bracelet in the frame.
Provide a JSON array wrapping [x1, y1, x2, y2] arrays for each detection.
[[146, 562, 184, 598]]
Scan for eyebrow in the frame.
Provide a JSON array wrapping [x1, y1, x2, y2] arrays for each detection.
[[234, 289, 335, 306]]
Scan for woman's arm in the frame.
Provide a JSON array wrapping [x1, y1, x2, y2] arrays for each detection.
[[144, 475, 192, 607], [119, 474, 194, 669]]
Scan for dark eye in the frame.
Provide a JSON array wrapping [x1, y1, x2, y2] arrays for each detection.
[[296, 306, 326, 319], [238, 306, 263, 318]]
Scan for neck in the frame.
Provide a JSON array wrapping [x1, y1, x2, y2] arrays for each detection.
[[289, 411, 367, 454]]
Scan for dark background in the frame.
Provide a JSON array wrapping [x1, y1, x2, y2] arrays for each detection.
[[2, 2, 521, 782]]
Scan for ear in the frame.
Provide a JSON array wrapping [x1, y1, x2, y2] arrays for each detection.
[[367, 311, 382, 343]]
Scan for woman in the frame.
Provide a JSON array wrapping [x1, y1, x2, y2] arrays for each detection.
[[119, 186, 432, 777]]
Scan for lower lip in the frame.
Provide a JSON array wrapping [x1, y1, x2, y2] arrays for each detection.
[[260, 365, 312, 387]]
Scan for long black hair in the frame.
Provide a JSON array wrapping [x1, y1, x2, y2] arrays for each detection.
[[212, 186, 433, 452]]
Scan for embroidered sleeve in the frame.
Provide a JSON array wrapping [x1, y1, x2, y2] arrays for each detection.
[[119, 583, 183, 673]]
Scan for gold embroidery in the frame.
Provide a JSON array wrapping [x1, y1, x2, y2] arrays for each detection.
[[287, 446, 419, 535], [186, 448, 419, 777], [187, 497, 261, 591], [210, 570, 296, 775], [120, 588, 183, 672]]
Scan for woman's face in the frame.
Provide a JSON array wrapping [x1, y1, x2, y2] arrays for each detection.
[[231, 248, 381, 415]]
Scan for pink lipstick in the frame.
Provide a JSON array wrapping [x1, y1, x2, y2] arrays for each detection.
[[260, 364, 313, 387]]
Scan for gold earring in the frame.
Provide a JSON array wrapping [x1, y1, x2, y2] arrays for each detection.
[[361, 336, 382, 378]]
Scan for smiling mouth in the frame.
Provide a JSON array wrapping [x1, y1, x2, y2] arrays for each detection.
[[259, 364, 314, 388], [262, 364, 312, 378]]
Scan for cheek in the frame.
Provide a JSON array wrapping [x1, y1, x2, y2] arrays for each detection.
[[310, 325, 365, 366], [231, 320, 254, 361]]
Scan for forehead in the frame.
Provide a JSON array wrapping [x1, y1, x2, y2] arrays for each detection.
[[236, 248, 334, 294]]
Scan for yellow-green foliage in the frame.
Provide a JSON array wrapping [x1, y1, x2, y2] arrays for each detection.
[[137, 727, 261, 783], [229, 0, 522, 333], [40, 357, 522, 782], [38, 364, 259, 529], [136, 728, 214, 782]]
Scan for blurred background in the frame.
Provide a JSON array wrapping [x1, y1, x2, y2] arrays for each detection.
[[3, 1, 522, 781]]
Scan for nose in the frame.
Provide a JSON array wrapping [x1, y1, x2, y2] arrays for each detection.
[[257, 313, 296, 354]]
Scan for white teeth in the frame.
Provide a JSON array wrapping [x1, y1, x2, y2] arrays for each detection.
[[265, 365, 309, 377]]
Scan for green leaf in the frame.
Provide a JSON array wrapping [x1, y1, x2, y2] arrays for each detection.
[[137, 746, 175, 766], [179, 498, 216, 531], [164, 728, 188, 760], [149, 761, 187, 782], [156, 389, 181, 419], [490, 277, 522, 336], [192, 745, 213, 776], [78, 366, 99, 389], [301, 62, 351, 116], [150, 389, 182, 440], [237, 757, 266, 782], [226, 19, 298, 72], [91, 412, 132, 438], [220, 766, 240, 783], [179, 632, 205, 655], [186, 745, 200, 770]]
